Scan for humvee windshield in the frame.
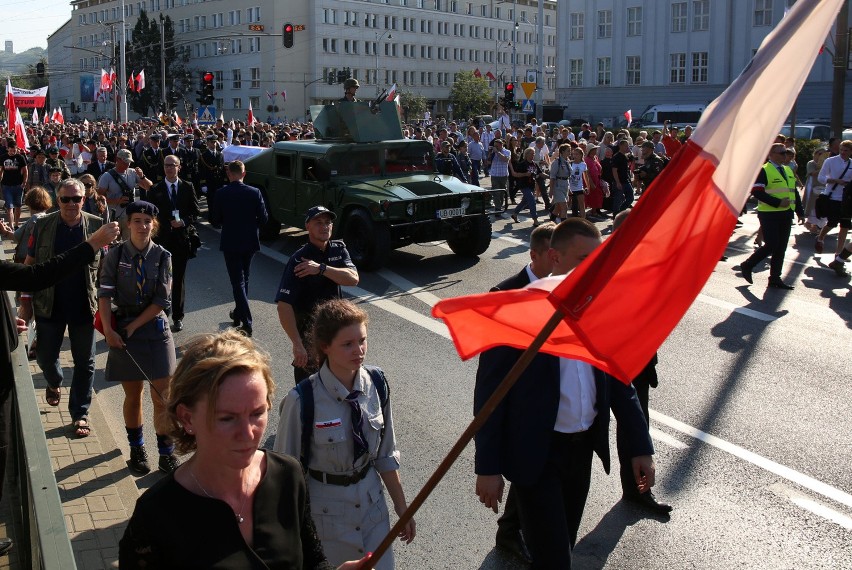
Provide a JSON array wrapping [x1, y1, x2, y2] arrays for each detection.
[[326, 142, 434, 177]]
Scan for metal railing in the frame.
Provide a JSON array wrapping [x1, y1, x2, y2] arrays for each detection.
[[6, 289, 77, 569]]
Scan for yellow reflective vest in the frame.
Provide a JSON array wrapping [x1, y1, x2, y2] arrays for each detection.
[[757, 162, 796, 213]]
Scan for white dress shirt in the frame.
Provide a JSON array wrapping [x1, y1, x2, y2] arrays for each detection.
[[553, 359, 597, 433]]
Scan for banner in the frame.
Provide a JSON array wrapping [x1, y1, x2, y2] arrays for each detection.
[[8, 85, 48, 108]]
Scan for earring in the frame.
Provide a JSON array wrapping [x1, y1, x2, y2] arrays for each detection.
[[186, 428, 193, 434]]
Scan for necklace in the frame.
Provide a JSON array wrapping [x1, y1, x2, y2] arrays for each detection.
[[190, 467, 250, 525]]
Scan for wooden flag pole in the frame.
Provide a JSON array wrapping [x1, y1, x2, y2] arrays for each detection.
[[366, 308, 566, 568]]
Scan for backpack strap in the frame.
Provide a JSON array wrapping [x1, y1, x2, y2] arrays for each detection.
[[363, 365, 390, 444], [295, 379, 314, 471]]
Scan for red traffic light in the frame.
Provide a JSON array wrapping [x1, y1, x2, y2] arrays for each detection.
[[203, 72, 215, 83], [505, 82, 514, 91], [284, 24, 293, 33]]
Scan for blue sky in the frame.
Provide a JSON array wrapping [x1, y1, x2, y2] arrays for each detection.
[[1, 0, 73, 52]]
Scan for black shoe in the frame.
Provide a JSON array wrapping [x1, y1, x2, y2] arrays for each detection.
[[158, 454, 180, 474], [623, 490, 673, 515], [0, 538, 12, 556], [495, 529, 532, 564], [828, 260, 850, 277], [767, 279, 794, 290], [738, 264, 753, 284], [170, 320, 183, 332], [229, 310, 239, 327], [129, 445, 150, 475], [236, 324, 253, 338]]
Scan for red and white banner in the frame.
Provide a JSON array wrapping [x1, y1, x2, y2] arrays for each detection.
[[431, 0, 842, 383], [6, 85, 48, 108]]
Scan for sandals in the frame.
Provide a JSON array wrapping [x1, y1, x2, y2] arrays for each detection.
[[45, 386, 61, 407], [73, 417, 91, 438]]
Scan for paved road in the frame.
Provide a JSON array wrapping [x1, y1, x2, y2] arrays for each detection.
[[92, 202, 852, 569]]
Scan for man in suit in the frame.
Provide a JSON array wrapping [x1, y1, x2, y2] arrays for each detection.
[[147, 155, 201, 332], [85, 147, 115, 179], [490, 221, 556, 563], [475, 219, 656, 569], [209, 160, 268, 337], [196, 134, 226, 220]]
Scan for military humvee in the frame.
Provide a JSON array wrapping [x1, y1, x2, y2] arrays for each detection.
[[241, 101, 503, 270]]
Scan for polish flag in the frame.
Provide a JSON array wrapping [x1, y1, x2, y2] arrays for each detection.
[[624, 109, 632, 126], [485, 71, 496, 81], [385, 83, 397, 102], [32, 108, 39, 124], [135, 70, 146, 92], [5, 78, 16, 136], [13, 107, 28, 151], [109, 67, 117, 88], [55, 107, 65, 125], [431, 0, 842, 383], [173, 110, 183, 127], [44, 109, 49, 124], [247, 101, 256, 125], [100, 68, 111, 91], [127, 71, 135, 93]]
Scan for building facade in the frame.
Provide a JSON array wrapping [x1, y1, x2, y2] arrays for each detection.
[[555, 0, 852, 127], [48, 0, 556, 123]]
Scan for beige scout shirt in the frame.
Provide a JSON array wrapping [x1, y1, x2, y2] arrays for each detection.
[[274, 362, 401, 475]]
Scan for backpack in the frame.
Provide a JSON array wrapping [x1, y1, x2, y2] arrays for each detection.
[[294, 365, 389, 469]]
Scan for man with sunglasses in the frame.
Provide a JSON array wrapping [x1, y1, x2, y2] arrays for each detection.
[[19, 179, 108, 439]]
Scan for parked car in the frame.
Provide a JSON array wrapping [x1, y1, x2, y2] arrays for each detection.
[[779, 124, 830, 141]]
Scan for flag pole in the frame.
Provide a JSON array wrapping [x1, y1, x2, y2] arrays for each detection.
[[366, 308, 566, 568]]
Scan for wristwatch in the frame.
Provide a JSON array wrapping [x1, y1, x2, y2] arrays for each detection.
[[318, 263, 327, 276]]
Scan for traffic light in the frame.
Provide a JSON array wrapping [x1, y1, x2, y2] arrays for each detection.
[[337, 69, 346, 83], [197, 71, 215, 106], [503, 82, 515, 109], [36, 62, 45, 77], [283, 23, 294, 48]]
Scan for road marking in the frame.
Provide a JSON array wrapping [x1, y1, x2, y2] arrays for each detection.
[[377, 269, 442, 308], [649, 427, 689, 450], [650, 410, 852, 510], [696, 294, 778, 322], [768, 483, 852, 530]]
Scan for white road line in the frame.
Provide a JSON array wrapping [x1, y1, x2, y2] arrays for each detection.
[[651, 410, 852, 510], [768, 483, 852, 530], [377, 269, 442, 308], [696, 294, 778, 322], [649, 427, 689, 450]]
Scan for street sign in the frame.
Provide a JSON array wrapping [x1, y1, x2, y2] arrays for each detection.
[[521, 82, 536, 99], [521, 99, 535, 114], [197, 105, 216, 125]]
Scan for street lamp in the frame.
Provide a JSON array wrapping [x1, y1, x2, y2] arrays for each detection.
[[375, 30, 392, 95]]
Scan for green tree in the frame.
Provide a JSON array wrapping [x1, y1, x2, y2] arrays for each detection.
[[19, 56, 49, 90], [399, 90, 426, 122], [126, 10, 189, 116], [448, 71, 491, 120]]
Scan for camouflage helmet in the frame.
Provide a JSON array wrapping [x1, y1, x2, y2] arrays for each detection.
[[343, 78, 360, 90]]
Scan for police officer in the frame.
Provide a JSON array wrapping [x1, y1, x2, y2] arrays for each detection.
[[180, 134, 200, 185], [140, 135, 165, 184], [339, 78, 359, 102], [738, 143, 804, 289], [196, 134, 226, 220]]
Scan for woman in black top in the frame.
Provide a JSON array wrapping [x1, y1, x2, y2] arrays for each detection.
[[119, 329, 369, 570], [510, 147, 543, 226]]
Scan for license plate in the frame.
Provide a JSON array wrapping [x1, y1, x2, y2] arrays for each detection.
[[436, 207, 466, 219]]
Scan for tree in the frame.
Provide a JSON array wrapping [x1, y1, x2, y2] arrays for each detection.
[[126, 10, 190, 116], [20, 56, 49, 90], [399, 90, 426, 122], [448, 71, 491, 120]]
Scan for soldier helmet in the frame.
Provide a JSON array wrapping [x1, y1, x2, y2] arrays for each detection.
[[343, 78, 360, 90]]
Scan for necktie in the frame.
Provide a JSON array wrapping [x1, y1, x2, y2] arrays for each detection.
[[170, 183, 177, 209], [345, 390, 369, 466], [134, 254, 146, 304]]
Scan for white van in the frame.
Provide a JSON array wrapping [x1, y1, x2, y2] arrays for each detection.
[[634, 104, 706, 129]]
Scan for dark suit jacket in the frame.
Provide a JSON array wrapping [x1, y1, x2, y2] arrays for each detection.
[[210, 181, 268, 253], [490, 266, 532, 292], [147, 178, 201, 254], [474, 348, 654, 486], [85, 160, 115, 178]]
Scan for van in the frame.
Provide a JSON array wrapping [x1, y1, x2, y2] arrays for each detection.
[[634, 104, 706, 129], [779, 124, 830, 141]]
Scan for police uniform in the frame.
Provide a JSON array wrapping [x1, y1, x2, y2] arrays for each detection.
[[97, 203, 176, 382], [140, 138, 165, 184], [274, 362, 399, 570], [197, 137, 226, 206]]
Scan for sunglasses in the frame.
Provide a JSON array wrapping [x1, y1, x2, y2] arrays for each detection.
[[59, 196, 84, 204], [84, 183, 94, 188]]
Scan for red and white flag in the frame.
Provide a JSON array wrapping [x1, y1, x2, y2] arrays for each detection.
[[281, 89, 286, 102], [624, 109, 632, 126], [44, 109, 49, 124], [173, 110, 183, 127], [473, 68, 482, 78], [110, 67, 117, 88], [247, 101, 256, 125], [13, 107, 28, 151], [100, 69, 111, 91], [55, 107, 64, 125], [485, 71, 496, 81], [31, 108, 39, 124], [5, 78, 16, 136], [127, 71, 135, 93], [385, 83, 398, 102], [135, 70, 146, 92], [431, 0, 842, 383]]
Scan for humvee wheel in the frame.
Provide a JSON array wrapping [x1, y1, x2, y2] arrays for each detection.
[[343, 209, 392, 270], [447, 215, 492, 257]]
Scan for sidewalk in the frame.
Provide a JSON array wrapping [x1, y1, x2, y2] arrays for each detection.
[[17, 352, 140, 569]]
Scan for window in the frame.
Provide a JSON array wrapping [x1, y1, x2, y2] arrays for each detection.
[[323, 8, 337, 24], [691, 52, 708, 83], [568, 13, 584, 41], [569, 59, 583, 87], [754, 0, 772, 26], [247, 7, 261, 23], [214, 72, 223, 90], [627, 7, 642, 36], [671, 2, 687, 32], [232, 98, 242, 110], [249, 37, 260, 52], [250, 67, 260, 88], [693, 0, 709, 30], [597, 10, 612, 38], [670, 53, 686, 83], [232, 69, 241, 89], [597, 57, 611, 86], [626, 55, 641, 85], [250, 96, 260, 111]]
